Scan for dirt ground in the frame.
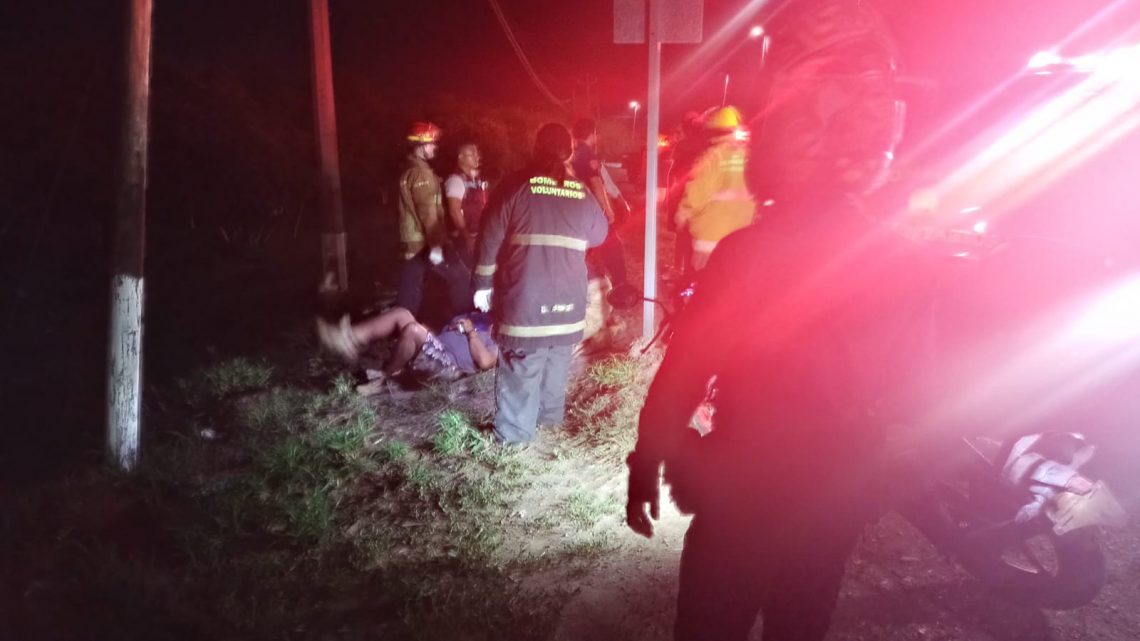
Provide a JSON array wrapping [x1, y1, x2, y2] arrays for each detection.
[[546, 508, 1140, 641]]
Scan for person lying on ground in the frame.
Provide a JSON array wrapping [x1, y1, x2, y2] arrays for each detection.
[[317, 307, 497, 393]]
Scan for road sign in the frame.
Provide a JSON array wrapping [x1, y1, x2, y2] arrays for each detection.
[[614, 0, 702, 44]]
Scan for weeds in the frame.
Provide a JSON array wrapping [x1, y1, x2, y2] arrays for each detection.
[[18, 344, 659, 641], [567, 355, 654, 463], [179, 356, 274, 405], [433, 409, 489, 456], [562, 488, 622, 530]]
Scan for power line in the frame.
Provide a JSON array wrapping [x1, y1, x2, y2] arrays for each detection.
[[485, 0, 569, 109]]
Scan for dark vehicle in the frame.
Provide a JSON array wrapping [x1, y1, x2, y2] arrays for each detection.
[[894, 432, 1127, 609]]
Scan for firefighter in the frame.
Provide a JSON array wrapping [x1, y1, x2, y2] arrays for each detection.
[[472, 123, 609, 444], [625, 1, 929, 640], [674, 106, 757, 271], [397, 121, 472, 318]]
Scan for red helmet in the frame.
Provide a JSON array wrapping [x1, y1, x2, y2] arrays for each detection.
[[407, 121, 441, 144]]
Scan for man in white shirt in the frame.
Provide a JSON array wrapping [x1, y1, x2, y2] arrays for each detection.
[[444, 142, 488, 266]]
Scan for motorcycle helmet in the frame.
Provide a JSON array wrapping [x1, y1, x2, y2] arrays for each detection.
[[747, 0, 904, 203]]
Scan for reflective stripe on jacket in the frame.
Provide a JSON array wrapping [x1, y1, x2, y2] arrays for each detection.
[[474, 173, 609, 349]]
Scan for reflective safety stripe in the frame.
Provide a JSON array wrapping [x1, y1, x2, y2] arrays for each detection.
[[498, 320, 586, 338], [709, 189, 752, 202], [509, 234, 588, 251], [475, 264, 497, 276], [692, 238, 719, 253]]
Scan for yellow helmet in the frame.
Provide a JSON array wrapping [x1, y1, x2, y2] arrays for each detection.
[[704, 106, 744, 131]]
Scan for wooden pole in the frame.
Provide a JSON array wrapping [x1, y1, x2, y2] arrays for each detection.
[[309, 0, 348, 292], [106, 0, 153, 472]]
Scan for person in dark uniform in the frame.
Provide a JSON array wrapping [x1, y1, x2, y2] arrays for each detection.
[[473, 123, 610, 444], [571, 119, 640, 309], [625, 2, 930, 640]]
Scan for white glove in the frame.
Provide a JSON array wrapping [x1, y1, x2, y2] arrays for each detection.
[[474, 288, 493, 312], [428, 246, 444, 265]]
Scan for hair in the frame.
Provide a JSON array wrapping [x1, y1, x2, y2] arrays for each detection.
[[571, 118, 596, 142], [530, 123, 573, 186]]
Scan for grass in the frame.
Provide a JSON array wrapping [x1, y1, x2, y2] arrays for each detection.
[[563, 488, 623, 530], [566, 354, 656, 463], [10, 344, 659, 641]]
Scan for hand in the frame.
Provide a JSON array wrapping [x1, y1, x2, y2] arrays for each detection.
[[626, 452, 661, 538], [474, 288, 493, 312], [428, 246, 444, 265], [457, 318, 474, 335]]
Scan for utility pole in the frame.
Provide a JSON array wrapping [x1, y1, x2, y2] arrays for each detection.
[[106, 0, 153, 472], [309, 0, 348, 292], [576, 73, 599, 118]]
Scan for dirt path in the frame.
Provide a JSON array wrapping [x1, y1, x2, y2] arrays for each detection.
[[549, 510, 1140, 641]]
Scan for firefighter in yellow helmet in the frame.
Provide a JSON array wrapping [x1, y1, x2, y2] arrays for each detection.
[[673, 105, 757, 271]]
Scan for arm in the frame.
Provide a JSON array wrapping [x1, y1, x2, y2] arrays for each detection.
[[675, 150, 717, 228], [587, 176, 617, 223], [446, 197, 466, 235], [459, 319, 498, 370], [445, 176, 467, 235], [626, 246, 738, 537], [411, 168, 447, 248]]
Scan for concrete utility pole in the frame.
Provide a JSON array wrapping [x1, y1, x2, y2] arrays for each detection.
[[309, 0, 348, 291], [106, 0, 153, 472]]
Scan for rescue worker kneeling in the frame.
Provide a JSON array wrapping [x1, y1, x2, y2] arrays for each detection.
[[472, 123, 609, 444]]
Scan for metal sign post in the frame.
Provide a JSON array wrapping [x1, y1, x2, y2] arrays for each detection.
[[642, 1, 662, 340], [615, 0, 702, 341]]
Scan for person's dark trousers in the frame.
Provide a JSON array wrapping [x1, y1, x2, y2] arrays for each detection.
[[673, 511, 859, 641], [452, 234, 476, 270], [598, 230, 629, 287], [395, 247, 473, 317], [492, 344, 574, 444], [674, 226, 692, 277]]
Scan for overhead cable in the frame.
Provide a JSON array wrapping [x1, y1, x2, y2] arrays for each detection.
[[485, 0, 569, 108]]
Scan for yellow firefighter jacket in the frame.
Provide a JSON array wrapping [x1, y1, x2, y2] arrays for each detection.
[[675, 136, 757, 246], [398, 154, 446, 257]]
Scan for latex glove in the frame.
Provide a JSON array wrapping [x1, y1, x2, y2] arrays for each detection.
[[474, 288, 493, 312], [625, 451, 661, 538], [428, 246, 444, 265]]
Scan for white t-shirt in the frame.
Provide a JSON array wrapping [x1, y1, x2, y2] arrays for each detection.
[[444, 174, 467, 200]]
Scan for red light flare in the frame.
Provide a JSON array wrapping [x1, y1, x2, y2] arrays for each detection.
[[924, 39, 1140, 226], [663, 0, 769, 104]]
